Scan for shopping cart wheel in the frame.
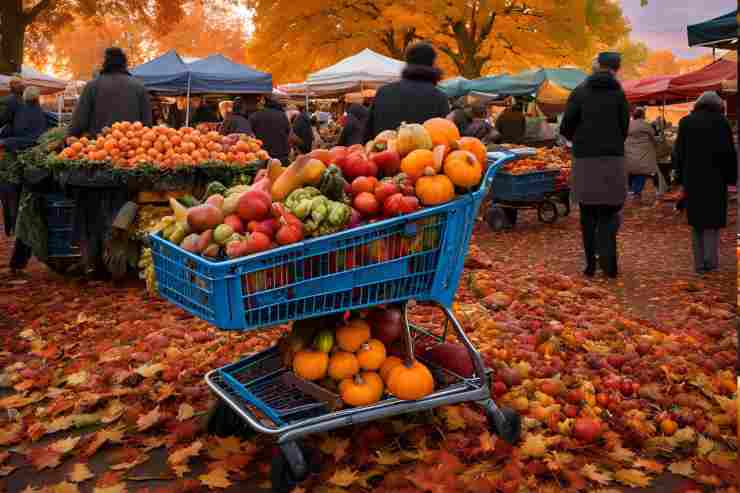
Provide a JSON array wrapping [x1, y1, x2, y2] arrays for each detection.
[[271, 441, 319, 493], [206, 400, 255, 439], [537, 201, 558, 224], [485, 207, 508, 231], [484, 403, 521, 444]]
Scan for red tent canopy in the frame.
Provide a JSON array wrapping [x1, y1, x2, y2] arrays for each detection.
[[622, 76, 675, 103]]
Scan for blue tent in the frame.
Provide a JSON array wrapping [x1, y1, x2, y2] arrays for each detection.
[[131, 51, 273, 94], [688, 10, 737, 50], [465, 68, 587, 97], [438, 77, 470, 98]]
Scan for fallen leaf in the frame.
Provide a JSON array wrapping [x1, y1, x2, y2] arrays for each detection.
[[374, 449, 401, 466], [92, 485, 127, 493], [68, 462, 95, 483], [0, 392, 43, 409], [50, 436, 81, 455], [519, 433, 550, 458], [0, 423, 23, 445], [83, 426, 125, 457], [581, 464, 613, 485], [135, 363, 164, 379], [168, 440, 203, 476], [328, 467, 360, 488], [614, 469, 651, 488], [668, 461, 695, 477], [696, 435, 716, 456], [634, 458, 665, 474], [47, 481, 80, 493], [199, 467, 232, 489], [176, 403, 194, 422], [66, 371, 89, 386], [136, 406, 162, 432], [100, 400, 125, 424], [0, 465, 17, 477], [438, 405, 466, 431]]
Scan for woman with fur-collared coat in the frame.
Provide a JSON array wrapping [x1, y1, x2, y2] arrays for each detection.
[[363, 43, 450, 142]]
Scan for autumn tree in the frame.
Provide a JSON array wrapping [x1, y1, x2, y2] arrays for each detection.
[[247, 0, 636, 82], [639, 50, 681, 77]]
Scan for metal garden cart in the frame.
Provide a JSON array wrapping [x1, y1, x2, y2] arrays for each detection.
[[150, 151, 523, 492]]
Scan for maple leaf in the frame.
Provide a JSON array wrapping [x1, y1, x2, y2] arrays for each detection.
[[168, 440, 203, 476], [208, 435, 244, 460], [374, 449, 401, 465], [66, 371, 89, 386], [176, 403, 195, 422], [47, 481, 80, 493], [608, 445, 636, 464], [328, 467, 360, 487], [668, 461, 695, 477], [50, 436, 81, 455], [614, 469, 651, 488], [136, 406, 163, 432], [108, 447, 149, 471], [92, 485, 126, 493], [696, 435, 716, 456], [0, 423, 23, 446], [69, 462, 94, 483], [199, 467, 232, 489], [438, 405, 466, 431], [634, 458, 665, 473], [519, 433, 550, 458], [83, 426, 125, 457], [319, 436, 350, 463], [135, 363, 165, 378], [100, 400, 125, 424], [29, 447, 63, 470], [580, 464, 613, 485]]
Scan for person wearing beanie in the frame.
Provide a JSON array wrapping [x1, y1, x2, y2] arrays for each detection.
[[560, 52, 630, 279], [363, 42, 450, 141], [672, 91, 737, 274], [69, 46, 152, 137]]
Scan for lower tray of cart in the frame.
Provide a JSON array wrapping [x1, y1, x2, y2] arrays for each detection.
[[206, 327, 491, 432]]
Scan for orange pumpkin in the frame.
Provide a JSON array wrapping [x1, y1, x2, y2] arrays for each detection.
[[444, 150, 483, 187], [356, 339, 387, 371], [293, 349, 329, 381], [423, 118, 461, 147], [386, 360, 434, 400], [397, 123, 433, 156], [379, 355, 403, 382], [415, 172, 455, 205], [457, 137, 487, 167], [328, 351, 360, 380], [400, 149, 436, 182], [339, 371, 384, 407], [336, 319, 371, 352]]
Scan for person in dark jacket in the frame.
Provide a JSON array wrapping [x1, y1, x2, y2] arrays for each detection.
[[672, 91, 737, 274], [363, 42, 449, 142], [463, 102, 498, 144], [495, 99, 526, 144], [447, 97, 471, 135], [291, 110, 314, 155], [338, 103, 369, 147], [0, 78, 25, 138], [220, 98, 253, 136], [69, 47, 152, 137], [560, 52, 630, 278], [249, 96, 291, 163], [191, 97, 220, 126]]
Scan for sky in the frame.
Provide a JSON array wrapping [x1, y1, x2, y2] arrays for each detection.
[[619, 0, 735, 59]]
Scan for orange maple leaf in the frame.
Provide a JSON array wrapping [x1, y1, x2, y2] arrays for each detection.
[[136, 406, 163, 432], [199, 467, 232, 489], [68, 462, 95, 483], [28, 447, 63, 470]]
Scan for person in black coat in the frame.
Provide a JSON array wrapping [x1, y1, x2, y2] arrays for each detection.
[[672, 91, 737, 274], [249, 96, 291, 163], [220, 98, 253, 136], [0, 78, 25, 138], [291, 110, 314, 155], [363, 42, 450, 142], [337, 103, 368, 147]]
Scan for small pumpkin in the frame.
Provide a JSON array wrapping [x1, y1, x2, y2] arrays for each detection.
[[386, 360, 435, 400], [397, 123, 433, 157], [339, 371, 384, 407], [400, 149, 436, 182], [356, 339, 387, 371], [415, 171, 455, 206], [444, 150, 483, 188], [379, 355, 403, 382], [293, 349, 329, 381], [313, 329, 334, 353], [457, 137, 487, 167], [423, 118, 461, 147], [336, 318, 371, 352], [328, 351, 360, 380]]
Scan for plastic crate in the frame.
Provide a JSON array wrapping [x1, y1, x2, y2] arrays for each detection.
[[491, 169, 559, 202], [150, 152, 517, 331], [44, 193, 80, 258]]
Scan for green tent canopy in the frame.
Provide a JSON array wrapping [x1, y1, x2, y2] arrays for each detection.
[[687, 10, 738, 50], [438, 77, 470, 98], [461, 68, 587, 97]]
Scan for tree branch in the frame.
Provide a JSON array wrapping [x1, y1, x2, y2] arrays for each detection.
[[24, 0, 55, 24]]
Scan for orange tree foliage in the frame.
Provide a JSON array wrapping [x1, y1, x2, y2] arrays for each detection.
[[639, 50, 681, 78], [246, 0, 636, 82]]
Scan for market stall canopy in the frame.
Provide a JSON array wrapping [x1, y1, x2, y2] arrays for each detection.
[[465, 68, 587, 96], [0, 66, 68, 96], [439, 77, 470, 98], [131, 50, 273, 94], [622, 76, 675, 104], [279, 49, 403, 97], [687, 10, 738, 50]]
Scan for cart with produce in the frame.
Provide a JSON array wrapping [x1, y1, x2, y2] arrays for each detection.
[[484, 147, 572, 231], [149, 119, 524, 492]]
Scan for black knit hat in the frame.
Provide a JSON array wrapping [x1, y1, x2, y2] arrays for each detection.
[[597, 52, 621, 71], [102, 47, 128, 73], [405, 42, 437, 67]]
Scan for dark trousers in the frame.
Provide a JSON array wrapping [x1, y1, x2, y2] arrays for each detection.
[[579, 204, 621, 276], [10, 239, 32, 270]]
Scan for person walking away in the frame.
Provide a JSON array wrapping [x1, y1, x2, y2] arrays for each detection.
[[624, 108, 659, 203], [559, 52, 630, 279], [69, 47, 152, 137], [292, 109, 314, 155], [0, 78, 25, 138], [363, 42, 449, 142], [672, 91, 737, 274], [338, 103, 369, 147], [463, 102, 500, 144], [249, 96, 291, 164], [495, 98, 526, 144], [220, 98, 253, 136]]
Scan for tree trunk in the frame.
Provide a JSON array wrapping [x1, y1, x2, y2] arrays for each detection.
[[0, 0, 25, 74]]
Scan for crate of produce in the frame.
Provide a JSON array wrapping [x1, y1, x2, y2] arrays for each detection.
[[491, 169, 560, 202], [44, 193, 80, 258], [150, 152, 517, 331]]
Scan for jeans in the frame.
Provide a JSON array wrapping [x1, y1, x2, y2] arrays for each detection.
[[580, 204, 622, 276], [629, 175, 648, 195], [691, 228, 720, 272]]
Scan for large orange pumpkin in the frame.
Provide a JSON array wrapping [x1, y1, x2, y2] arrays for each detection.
[[416, 172, 455, 205], [400, 149, 436, 182], [444, 150, 483, 187], [423, 118, 460, 147], [457, 137, 487, 167]]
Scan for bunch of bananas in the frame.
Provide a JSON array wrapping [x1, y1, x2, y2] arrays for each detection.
[[138, 247, 158, 295], [131, 205, 172, 240]]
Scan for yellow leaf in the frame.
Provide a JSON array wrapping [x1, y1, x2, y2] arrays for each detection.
[[135, 363, 165, 379], [477, 431, 496, 453], [199, 467, 232, 489], [634, 458, 665, 474], [696, 435, 716, 456], [374, 449, 401, 465], [670, 427, 696, 445], [328, 467, 360, 488], [580, 464, 613, 485], [93, 484, 127, 493], [68, 462, 94, 483], [66, 371, 89, 386], [100, 400, 125, 424], [168, 440, 203, 468], [614, 469, 651, 488], [668, 461, 694, 477], [176, 403, 195, 422], [84, 426, 125, 456], [50, 436, 81, 455], [48, 481, 80, 493], [136, 406, 162, 432], [439, 405, 466, 431], [519, 433, 549, 458], [608, 445, 636, 464]]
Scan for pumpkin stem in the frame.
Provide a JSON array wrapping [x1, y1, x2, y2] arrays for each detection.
[[354, 373, 365, 385], [422, 166, 436, 177], [401, 302, 415, 367]]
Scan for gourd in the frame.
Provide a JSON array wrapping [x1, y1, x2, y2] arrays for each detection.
[[271, 155, 328, 201], [379, 356, 403, 382], [400, 149, 436, 182], [313, 329, 334, 353], [267, 159, 286, 183], [415, 171, 455, 205], [336, 318, 371, 352], [386, 360, 434, 400], [423, 118, 461, 147], [444, 150, 483, 188], [328, 351, 360, 380], [318, 164, 349, 202], [457, 137, 487, 167], [293, 349, 329, 381], [397, 123, 433, 157], [339, 371, 384, 407], [356, 339, 387, 371]]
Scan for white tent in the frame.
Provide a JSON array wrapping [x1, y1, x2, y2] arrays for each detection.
[[0, 66, 68, 96], [279, 49, 404, 97]]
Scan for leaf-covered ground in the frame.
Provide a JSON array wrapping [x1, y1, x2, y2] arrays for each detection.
[[0, 197, 736, 493]]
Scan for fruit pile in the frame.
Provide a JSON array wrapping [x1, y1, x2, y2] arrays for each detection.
[[278, 307, 437, 407], [56, 121, 269, 169], [501, 147, 571, 175], [154, 118, 488, 262]]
